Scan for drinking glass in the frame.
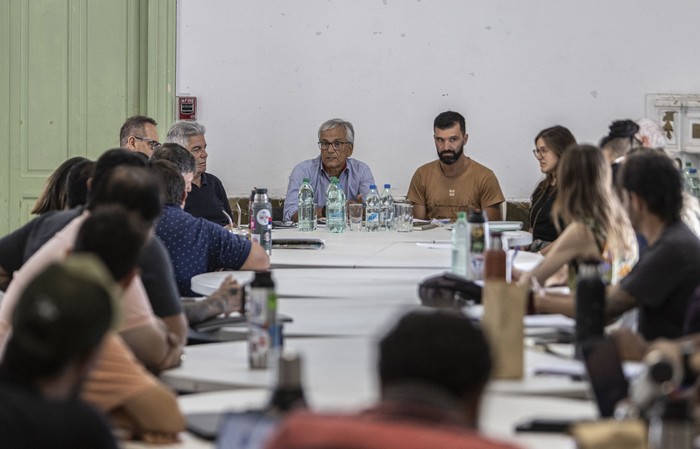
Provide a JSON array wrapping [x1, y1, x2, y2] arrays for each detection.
[[394, 204, 413, 232], [348, 203, 364, 231]]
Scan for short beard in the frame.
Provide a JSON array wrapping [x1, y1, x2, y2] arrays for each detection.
[[438, 145, 464, 165]]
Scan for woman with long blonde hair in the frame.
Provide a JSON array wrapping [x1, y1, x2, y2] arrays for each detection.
[[519, 144, 637, 315]]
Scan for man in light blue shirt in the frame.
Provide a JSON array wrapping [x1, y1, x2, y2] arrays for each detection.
[[284, 119, 375, 222]]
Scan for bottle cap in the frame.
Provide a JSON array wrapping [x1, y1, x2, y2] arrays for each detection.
[[330, 176, 338, 182], [302, 177, 310, 183], [276, 352, 303, 388], [457, 211, 467, 220], [255, 188, 268, 194], [384, 184, 391, 188], [369, 184, 377, 190]]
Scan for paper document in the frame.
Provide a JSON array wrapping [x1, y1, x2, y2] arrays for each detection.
[[533, 359, 644, 380]]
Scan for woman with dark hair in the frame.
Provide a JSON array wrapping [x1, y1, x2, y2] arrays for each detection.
[[31, 157, 89, 215], [528, 126, 577, 252]]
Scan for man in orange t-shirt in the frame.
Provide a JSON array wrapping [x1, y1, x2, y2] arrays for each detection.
[[407, 111, 504, 221]]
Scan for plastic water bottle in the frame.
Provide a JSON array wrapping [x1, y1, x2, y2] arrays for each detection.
[[467, 209, 488, 281], [251, 188, 272, 255], [326, 177, 346, 233], [380, 184, 395, 230], [365, 184, 381, 232], [248, 188, 256, 233], [683, 162, 700, 198], [297, 178, 316, 232], [648, 398, 694, 449], [248, 271, 280, 369], [451, 211, 469, 277]]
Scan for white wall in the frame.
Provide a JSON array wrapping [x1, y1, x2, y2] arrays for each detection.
[[177, 0, 700, 200]]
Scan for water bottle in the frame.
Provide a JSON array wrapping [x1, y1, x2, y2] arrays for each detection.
[[251, 188, 272, 255], [683, 162, 700, 198], [365, 184, 381, 232], [575, 260, 605, 358], [248, 271, 281, 369], [648, 398, 694, 449], [268, 352, 308, 413], [297, 177, 316, 232], [484, 231, 506, 280], [326, 177, 346, 233], [467, 209, 488, 281], [451, 211, 469, 277], [380, 184, 395, 230], [248, 188, 256, 235]]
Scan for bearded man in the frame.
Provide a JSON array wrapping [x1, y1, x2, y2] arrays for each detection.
[[407, 111, 504, 221]]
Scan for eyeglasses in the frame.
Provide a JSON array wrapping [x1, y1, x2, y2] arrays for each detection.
[[318, 141, 350, 151], [134, 136, 162, 150], [532, 147, 550, 158]]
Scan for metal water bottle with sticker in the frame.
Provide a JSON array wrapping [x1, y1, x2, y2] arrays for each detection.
[[467, 208, 488, 281], [251, 188, 272, 255], [248, 271, 281, 369]]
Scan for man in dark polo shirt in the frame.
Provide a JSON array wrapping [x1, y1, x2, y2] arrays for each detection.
[[165, 120, 233, 226], [605, 149, 700, 340]]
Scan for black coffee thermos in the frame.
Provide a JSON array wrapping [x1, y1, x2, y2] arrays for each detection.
[[575, 260, 605, 355]]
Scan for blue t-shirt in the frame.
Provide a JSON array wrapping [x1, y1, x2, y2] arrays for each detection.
[[156, 205, 252, 296]]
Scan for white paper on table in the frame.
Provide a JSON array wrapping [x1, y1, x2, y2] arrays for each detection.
[[524, 314, 575, 330], [533, 358, 644, 380], [466, 306, 574, 330], [415, 242, 451, 250]]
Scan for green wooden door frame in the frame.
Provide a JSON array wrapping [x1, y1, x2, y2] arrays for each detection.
[[0, 0, 176, 236]]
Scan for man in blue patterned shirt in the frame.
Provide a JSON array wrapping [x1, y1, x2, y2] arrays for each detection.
[[150, 160, 269, 297], [283, 118, 375, 222]]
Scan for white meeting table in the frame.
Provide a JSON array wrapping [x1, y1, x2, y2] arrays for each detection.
[[267, 227, 532, 269], [163, 337, 589, 400], [139, 224, 598, 449], [155, 336, 593, 449]]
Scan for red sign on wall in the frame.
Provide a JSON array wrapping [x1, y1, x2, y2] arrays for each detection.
[[177, 96, 197, 121]]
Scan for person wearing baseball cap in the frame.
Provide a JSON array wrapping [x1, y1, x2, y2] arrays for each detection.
[[0, 255, 119, 448]]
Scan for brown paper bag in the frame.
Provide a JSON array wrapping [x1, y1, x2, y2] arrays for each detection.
[[570, 419, 646, 449], [481, 280, 528, 379]]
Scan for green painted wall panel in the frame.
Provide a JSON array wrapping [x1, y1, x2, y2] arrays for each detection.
[[0, 0, 11, 219], [86, 1, 130, 153], [0, 0, 176, 236], [25, 0, 70, 173]]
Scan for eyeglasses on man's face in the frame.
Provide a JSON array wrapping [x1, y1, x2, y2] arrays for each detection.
[[318, 141, 350, 151], [532, 146, 550, 158], [135, 136, 161, 150]]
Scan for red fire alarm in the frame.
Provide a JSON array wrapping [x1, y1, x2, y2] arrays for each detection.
[[177, 96, 197, 121]]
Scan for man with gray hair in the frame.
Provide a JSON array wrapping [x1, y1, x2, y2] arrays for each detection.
[[165, 120, 233, 226], [283, 118, 375, 222]]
